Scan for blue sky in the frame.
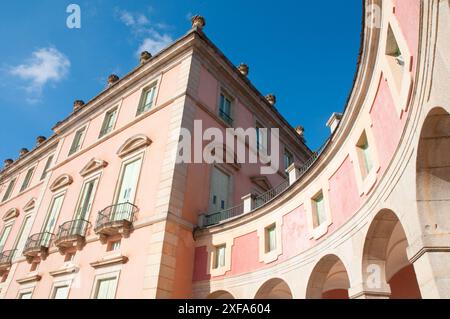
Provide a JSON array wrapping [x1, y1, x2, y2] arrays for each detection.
[[0, 0, 362, 160]]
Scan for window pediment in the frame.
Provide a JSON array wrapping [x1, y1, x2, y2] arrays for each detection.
[[23, 198, 36, 212], [251, 176, 272, 192], [80, 158, 108, 177], [117, 134, 152, 158], [50, 174, 73, 192], [3, 208, 19, 222]]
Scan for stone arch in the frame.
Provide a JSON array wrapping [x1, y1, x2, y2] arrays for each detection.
[[416, 107, 450, 237], [207, 290, 235, 299], [49, 174, 73, 192], [117, 134, 152, 158], [362, 209, 421, 299], [254, 278, 293, 299], [306, 254, 350, 299]]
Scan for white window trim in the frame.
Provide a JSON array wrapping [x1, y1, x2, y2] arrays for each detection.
[[206, 237, 234, 277], [41, 190, 67, 234], [136, 75, 162, 117], [17, 284, 36, 299], [49, 276, 74, 299], [112, 151, 145, 206], [380, 1, 413, 118], [257, 216, 283, 264], [19, 166, 37, 194], [349, 126, 381, 196], [11, 211, 34, 262], [68, 124, 89, 157], [73, 172, 101, 220], [208, 165, 233, 214], [217, 87, 235, 126], [305, 182, 333, 240], [99, 104, 121, 139], [90, 266, 121, 299]]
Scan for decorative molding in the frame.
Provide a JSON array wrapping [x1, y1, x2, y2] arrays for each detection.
[[50, 174, 73, 192], [2, 208, 19, 222], [49, 263, 80, 277], [90, 254, 129, 269], [23, 198, 37, 212], [79, 158, 108, 177], [117, 134, 152, 158], [250, 176, 272, 192], [16, 273, 42, 285]]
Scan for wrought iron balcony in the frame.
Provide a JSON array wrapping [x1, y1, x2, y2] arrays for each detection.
[[0, 250, 16, 273], [23, 232, 54, 263], [94, 202, 138, 243], [54, 219, 91, 254]]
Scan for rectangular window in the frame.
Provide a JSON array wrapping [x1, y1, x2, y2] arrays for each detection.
[[209, 167, 230, 213], [219, 93, 233, 125], [356, 132, 374, 178], [13, 215, 32, 259], [0, 225, 12, 252], [214, 245, 226, 269], [68, 127, 86, 156], [137, 85, 156, 116], [42, 195, 65, 246], [52, 286, 69, 299], [18, 292, 32, 299], [256, 125, 268, 152], [113, 158, 142, 221], [265, 225, 276, 253], [99, 107, 118, 138], [284, 149, 294, 170], [40, 155, 54, 180], [2, 178, 16, 203], [75, 178, 98, 220], [313, 192, 326, 227], [20, 167, 35, 192], [94, 277, 118, 299]]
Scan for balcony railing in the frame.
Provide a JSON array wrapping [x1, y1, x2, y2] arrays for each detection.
[[0, 250, 16, 271], [200, 137, 331, 227], [203, 204, 244, 227], [94, 202, 138, 241], [23, 232, 54, 262], [55, 219, 91, 253], [254, 179, 290, 210]]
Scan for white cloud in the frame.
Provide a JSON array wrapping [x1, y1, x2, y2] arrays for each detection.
[[10, 47, 70, 101], [116, 9, 173, 56]]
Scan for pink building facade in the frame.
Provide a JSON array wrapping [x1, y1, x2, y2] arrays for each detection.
[[0, 0, 450, 299]]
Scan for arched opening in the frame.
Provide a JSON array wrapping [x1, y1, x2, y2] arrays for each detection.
[[306, 254, 350, 299], [254, 278, 293, 299], [416, 107, 450, 238], [362, 209, 421, 299], [207, 290, 235, 299]]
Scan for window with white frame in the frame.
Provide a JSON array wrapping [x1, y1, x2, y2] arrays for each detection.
[[385, 25, 405, 90], [20, 167, 35, 192], [256, 124, 268, 153], [219, 93, 233, 125], [12, 215, 32, 259], [265, 224, 277, 253], [41, 194, 65, 245], [213, 244, 226, 269], [312, 191, 326, 228], [2, 178, 16, 202], [93, 277, 118, 299], [99, 107, 118, 138], [68, 127, 86, 156], [18, 291, 32, 299], [75, 177, 98, 220], [284, 149, 294, 170], [40, 155, 54, 180], [137, 85, 157, 116], [0, 225, 12, 252], [52, 285, 70, 299], [356, 131, 374, 179]]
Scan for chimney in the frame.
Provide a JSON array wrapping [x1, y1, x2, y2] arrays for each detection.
[[191, 15, 206, 30], [265, 94, 276, 106], [140, 51, 152, 64], [73, 100, 85, 112], [238, 63, 249, 76], [326, 112, 343, 133], [19, 148, 29, 158], [4, 159, 13, 168], [36, 136, 47, 146], [295, 126, 305, 139], [108, 74, 120, 87]]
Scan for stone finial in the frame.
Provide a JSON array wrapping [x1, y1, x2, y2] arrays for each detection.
[[295, 126, 305, 138], [238, 63, 249, 76], [36, 136, 47, 146], [73, 100, 85, 112], [140, 51, 152, 64], [191, 15, 206, 30], [265, 94, 276, 106], [19, 148, 29, 157], [108, 74, 120, 87], [4, 159, 13, 168]]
